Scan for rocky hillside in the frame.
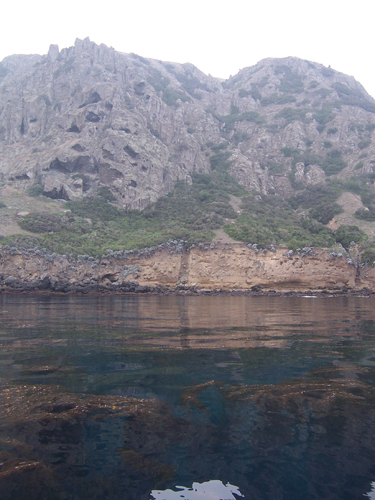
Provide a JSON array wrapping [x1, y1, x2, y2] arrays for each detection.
[[1, 37, 374, 208], [1, 38, 375, 266]]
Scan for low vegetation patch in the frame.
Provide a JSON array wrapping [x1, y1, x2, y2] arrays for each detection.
[[334, 174, 375, 220], [209, 108, 266, 130], [275, 65, 304, 94], [361, 247, 375, 265], [26, 185, 44, 197], [274, 107, 309, 126], [288, 183, 343, 224], [224, 193, 336, 249], [335, 224, 365, 249], [321, 149, 346, 176], [6, 173, 245, 256]]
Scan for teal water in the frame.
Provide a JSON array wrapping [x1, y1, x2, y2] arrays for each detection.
[[0, 294, 375, 499]]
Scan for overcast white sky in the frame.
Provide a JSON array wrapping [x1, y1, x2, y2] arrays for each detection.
[[1, 0, 374, 98]]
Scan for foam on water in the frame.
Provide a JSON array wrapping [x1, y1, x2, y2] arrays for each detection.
[[150, 480, 244, 500]]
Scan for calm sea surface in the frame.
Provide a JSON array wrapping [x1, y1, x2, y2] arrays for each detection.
[[1, 294, 375, 499]]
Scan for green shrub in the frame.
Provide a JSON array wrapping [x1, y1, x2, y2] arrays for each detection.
[[332, 84, 375, 112], [355, 208, 375, 221], [301, 150, 321, 166], [358, 139, 371, 149], [162, 89, 191, 106], [277, 68, 304, 94], [233, 132, 250, 145], [289, 184, 342, 224], [274, 107, 308, 125], [251, 91, 262, 101], [335, 225, 365, 249], [310, 202, 342, 224], [268, 162, 286, 174], [321, 67, 335, 77], [212, 109, 266, 130], [289, 184, 334, 208], [350, 123, 365, 133], [341, 96, 375, 113], [97, 186, 117, 202], [18, 213, 68, 233], [313, 88, 333, 99], [210, 152, 232, 171], [327, 127, 338, 135], [361, 247, 375, 265], [131, 53, 150, 65], [281, 147, 299, 158], [274, 65, 304, 92], [281, 147, 321, 168], [168, 67, 210, 96], [332, 82, 361, 98], [333, 175, 374, 207], [288, 165, 305, 190], [257, 76, 269, 88], [321, 149, 346, 175], [238, 87, 261, 100], [224, 193, 335, 248], [313, 104, 337, 127], [240, 111, 265, 124], [147, 68, 170, 93], [26, 185, 44, 197], [67, 196, 120, 222], [0, 201, 6, 208], [211, 142, 229, 152], [267, 124, 279, 134]]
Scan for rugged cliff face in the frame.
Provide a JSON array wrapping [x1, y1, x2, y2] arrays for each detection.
[[1, 39, 375, 292], [1, 38, 374, 208], [1, 241, 374, 294]]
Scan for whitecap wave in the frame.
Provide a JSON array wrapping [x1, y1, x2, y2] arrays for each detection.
[[150, 479, 244, 500]]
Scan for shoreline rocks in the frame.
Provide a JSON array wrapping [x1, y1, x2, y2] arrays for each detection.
[[1, 242, 374, 296]]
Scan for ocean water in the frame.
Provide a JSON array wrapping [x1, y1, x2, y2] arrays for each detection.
[[0, 294, 375, 499]]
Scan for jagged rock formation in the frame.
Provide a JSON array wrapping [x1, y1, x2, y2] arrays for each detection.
[[1, 38, 374, 208]]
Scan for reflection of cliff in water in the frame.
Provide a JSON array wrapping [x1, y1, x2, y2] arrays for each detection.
[[1, 295, 375, 348], [1, 294, 375, 331], [1, 365, 375, 499]]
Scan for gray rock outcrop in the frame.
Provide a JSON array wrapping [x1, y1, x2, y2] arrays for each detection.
[[1, 38, 375, 208]]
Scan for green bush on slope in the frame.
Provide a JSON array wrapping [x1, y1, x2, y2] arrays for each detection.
[[8, 173, 244, 256], [224, 193, 335, 249]]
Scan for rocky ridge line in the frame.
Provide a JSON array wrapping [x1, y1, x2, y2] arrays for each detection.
[[1, 38, 374, 208]]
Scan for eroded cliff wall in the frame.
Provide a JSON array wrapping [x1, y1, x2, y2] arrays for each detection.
[[1, 242, 373, 294]]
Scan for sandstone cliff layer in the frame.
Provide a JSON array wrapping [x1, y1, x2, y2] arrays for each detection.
[[1, 242, 373, 294]]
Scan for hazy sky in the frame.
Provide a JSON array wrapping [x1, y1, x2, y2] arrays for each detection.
[[1, 0, 374, 98]]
